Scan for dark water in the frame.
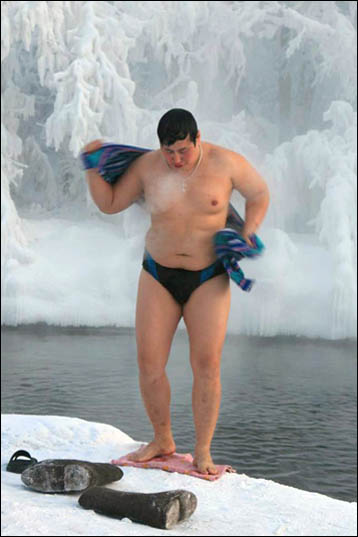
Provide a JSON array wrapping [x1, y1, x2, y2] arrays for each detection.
[[1, 325, 356, 503]]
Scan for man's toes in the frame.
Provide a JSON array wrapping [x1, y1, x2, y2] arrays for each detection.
[[208, 465, 218, 475], [198, 467, 209, 475], [195, 458, 218, 475]]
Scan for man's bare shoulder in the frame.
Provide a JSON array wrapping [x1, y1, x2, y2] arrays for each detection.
[[204, 141, 245, 168], [133, 148, 162, 172], [204, 142, 263, 195], [136, 148, 160, 163]]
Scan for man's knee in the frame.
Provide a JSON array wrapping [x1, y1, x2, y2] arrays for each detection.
[[190, 350, 222, 379], [137, 352, 167, 382]]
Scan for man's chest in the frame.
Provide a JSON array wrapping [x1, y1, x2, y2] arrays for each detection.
[[144, 170, 232, 216]]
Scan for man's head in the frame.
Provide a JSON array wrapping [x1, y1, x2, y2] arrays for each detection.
[[157, 108, 199, 146], [157, 109, 201, 170]]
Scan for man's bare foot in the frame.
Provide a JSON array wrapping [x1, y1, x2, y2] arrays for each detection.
[[127, 440, 176, 462], [193, 452, 218, 475]]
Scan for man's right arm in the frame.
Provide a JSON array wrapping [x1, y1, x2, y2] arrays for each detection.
[[84, 140, 144, 214], [86, 168, 114, 213], [86, 165, 143, 214]]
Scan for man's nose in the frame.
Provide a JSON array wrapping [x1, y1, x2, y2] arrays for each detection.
[[172, 153, 181, 164]]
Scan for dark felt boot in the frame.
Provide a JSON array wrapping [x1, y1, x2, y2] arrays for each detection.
[[78, 486, 197, 529], [21, 459, 123, 493]]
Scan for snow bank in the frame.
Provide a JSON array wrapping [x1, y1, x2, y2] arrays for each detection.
[[1, 414, 356, 536]]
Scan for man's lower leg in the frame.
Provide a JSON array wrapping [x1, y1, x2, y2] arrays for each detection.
[[127, 371, 175, 461], [191, 372, 221, 473]]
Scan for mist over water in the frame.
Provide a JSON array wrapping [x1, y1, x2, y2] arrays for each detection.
[[1, 1, 357, 338]]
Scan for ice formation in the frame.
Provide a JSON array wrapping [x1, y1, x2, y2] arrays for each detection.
[[1, 1, 357, 338]]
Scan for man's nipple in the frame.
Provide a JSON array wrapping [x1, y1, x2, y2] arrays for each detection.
[[211, 200, 218, 206]]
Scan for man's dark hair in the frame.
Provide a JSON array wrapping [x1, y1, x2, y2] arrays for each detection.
[[157, 109, 198, 146]]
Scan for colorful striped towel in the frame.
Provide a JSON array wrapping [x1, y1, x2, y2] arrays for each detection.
[[214, 204, 265, 292], [80, 143, 151, 184], [80, 143, 265, 290]]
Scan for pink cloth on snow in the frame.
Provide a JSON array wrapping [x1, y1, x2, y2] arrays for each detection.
[[110, 450, 236, 481]]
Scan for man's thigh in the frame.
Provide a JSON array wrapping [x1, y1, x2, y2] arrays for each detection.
[[135, 269, 182, 367], [182, 273, 231, 360]]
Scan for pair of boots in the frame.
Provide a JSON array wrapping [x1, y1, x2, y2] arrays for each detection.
[[17, 456, 197, 530]]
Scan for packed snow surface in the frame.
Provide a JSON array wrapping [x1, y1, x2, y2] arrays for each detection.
[[1, 414, 357, 536]]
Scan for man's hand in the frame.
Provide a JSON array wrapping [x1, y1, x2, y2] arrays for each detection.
[[82, 139, 103, 154], [241, 227, 255, 247]]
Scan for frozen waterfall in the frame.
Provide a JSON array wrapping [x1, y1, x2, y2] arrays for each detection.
[[1, 1, 357, 338]]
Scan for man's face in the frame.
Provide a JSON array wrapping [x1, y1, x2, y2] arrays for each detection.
[[161, 133, 200, 171]]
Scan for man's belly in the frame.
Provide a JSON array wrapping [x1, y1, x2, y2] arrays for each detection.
[[145, 226, 218, 269]]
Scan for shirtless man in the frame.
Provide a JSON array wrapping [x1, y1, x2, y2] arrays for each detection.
[[84, 109, 269, 475]]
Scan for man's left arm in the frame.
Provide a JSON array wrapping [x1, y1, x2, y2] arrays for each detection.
[[230, 153, 270, 246]]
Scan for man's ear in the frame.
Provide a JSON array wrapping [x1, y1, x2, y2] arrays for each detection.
[[196, 130, 201, 145]]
